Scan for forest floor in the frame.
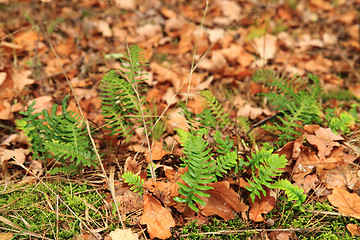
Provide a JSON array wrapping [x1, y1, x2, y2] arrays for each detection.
[[1, 0, 360, 239]]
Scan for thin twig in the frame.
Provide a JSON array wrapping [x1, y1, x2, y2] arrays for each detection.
[[180, 227, 324, 237]]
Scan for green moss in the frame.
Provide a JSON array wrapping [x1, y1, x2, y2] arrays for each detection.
[[0, 181, 107, 239], [180, 200, 360, 239]]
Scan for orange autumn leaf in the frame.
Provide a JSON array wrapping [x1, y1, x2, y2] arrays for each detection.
[[140, 194, 175, 239], [198, 181, 248, 221], [328, 187, 360, 219], [249, 188, 276, 222], [347, 223, 360, 237], [146, 140, 169, 162]]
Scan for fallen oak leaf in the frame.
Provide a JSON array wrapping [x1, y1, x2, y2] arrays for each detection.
[[328, 187, 360, 219], [198, 181, 248, 221], [140, 194, 175, 239], [347, 223, 360, 237], [249, 187, 276, 222]]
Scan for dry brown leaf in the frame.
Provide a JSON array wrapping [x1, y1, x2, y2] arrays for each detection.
[[347, 223, 360, 237], [328, 187, 360, 219], [275, 231, 294, 240], [27, 96, 53, 114], [0, 72, 6, 85], [114, 0, 136, 10], [140, 194, 175, 239], [319, 164, 360, 190], [304, 133, 340, 159], [178, 23, 195, 54], [198, 181, 248, 221], [124, 156, 142, 174], [0, 233, 13, 240], [146, 140, 169, 162], [294, 174, 319, 194], [237, 104, 271, 120], [12, 69, 34, 91], [0, 148, 29, 166], [292, 146, 320, 182], [310, 0, 333, 10], [314, 127, 344, 141], [14, 30, 40, 51], [253, 34, 277, 63], [198, 51, 227, 73], [249, 188, 276, 222], [109, 228, 138, 240], [304, 125, 321, 134]]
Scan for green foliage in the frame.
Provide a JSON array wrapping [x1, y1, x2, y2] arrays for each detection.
[[270, 179, 306, 210], [99, 45, 150, 141], [174, 125, 243, 212], [122, 172, 144, 195], [245, 149, 288, 202], [199, 90, 231, 129], [174, 129, 216, 212], [325, 105, 358, 134], [17, 95, 96, 175], [253, 69, 323, 146], [213, 131, 239, 179]]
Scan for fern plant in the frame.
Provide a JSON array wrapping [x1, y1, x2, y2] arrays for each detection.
[[198, 90, 231, 129], [17, 95, 97, 175], [122, 172, 144, 196], [173, 129, 216, 212], [245, 149, 287, 201], [270, 179, 306, 211], [253, 69, 323, 146], [99, 45, 150, 142], [324, 105, 358, 134]]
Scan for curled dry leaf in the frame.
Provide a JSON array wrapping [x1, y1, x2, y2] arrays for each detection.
[[140, 194, 175, 239], [347, 223, 360, 237], [304, 133, 340, 160], [0, 148, 29, 166], [328, 187, 360, 219], [318, 164, 360, 190], [249, 188, 276, 222], [124, 156, 142, 174], [198, 181, 248, 221]]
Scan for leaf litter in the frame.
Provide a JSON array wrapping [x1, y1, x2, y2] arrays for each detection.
[[0, 0, 360, 239]]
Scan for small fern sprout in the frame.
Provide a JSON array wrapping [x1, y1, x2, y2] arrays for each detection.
[[99, 45, 150, 142], [271, 179, 306, 211], [253, 69, 323, 146], [122, 172, 144, 196]]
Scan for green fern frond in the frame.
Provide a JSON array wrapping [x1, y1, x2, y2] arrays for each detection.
[[174, 130, 216, 212], [100, 45, 151, 141], [246, 149, 288, 202], [16, 101, 50, 160], [199, 90, 231, 128], [271, 179, 306, 210], [214, 151, 238, 179], [17, 95, 97, 174], [328, 112, 355, 134], [253, 69, 323, 146], [213, 130, 233, 154], [122, 172, 144, 196]]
